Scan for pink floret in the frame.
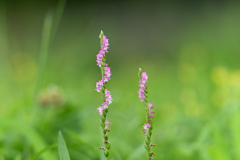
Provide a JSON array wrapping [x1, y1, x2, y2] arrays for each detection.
[[105, 122, 111, 126], [97, 106, 105, 115], [149, 111, 155, 114], [149, 103, 154, 109]]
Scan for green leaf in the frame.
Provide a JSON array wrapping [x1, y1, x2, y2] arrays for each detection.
[[58, 131, 71, 160]]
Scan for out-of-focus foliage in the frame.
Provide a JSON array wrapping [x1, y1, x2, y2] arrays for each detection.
[[0, 0, 240, 160]]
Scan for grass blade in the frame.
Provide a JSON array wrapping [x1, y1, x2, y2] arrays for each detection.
[[58, 131, 71, 160]]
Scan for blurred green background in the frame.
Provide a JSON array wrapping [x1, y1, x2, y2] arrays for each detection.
[[1, 0, 240, 159]]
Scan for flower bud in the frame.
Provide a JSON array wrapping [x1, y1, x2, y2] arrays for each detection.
[[105, 135, 108, 141], [138, 68, 143, 77], [99, 146, 105, 150], [106, 142, 111, 150], [150, 144, 156, 147], [104, 150, 109, 157]]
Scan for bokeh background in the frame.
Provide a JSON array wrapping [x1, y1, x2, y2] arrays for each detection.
[[1, 0, 240, 159]]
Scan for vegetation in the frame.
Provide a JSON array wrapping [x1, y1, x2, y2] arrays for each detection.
[[0, 1, 240, 160]]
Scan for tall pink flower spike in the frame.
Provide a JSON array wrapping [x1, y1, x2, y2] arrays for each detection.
[[96, 31, 112, 158]]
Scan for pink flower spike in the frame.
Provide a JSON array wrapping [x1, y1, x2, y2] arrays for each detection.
[[105, 122, 111, 126]]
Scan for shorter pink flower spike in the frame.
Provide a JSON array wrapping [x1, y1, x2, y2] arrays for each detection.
[[105, 122, 111, 126]]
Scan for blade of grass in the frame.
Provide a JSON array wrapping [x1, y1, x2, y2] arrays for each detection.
[[58, 131, 71, 160]]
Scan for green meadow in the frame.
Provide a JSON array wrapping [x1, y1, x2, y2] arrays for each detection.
[[0, 1, 240, 159]]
